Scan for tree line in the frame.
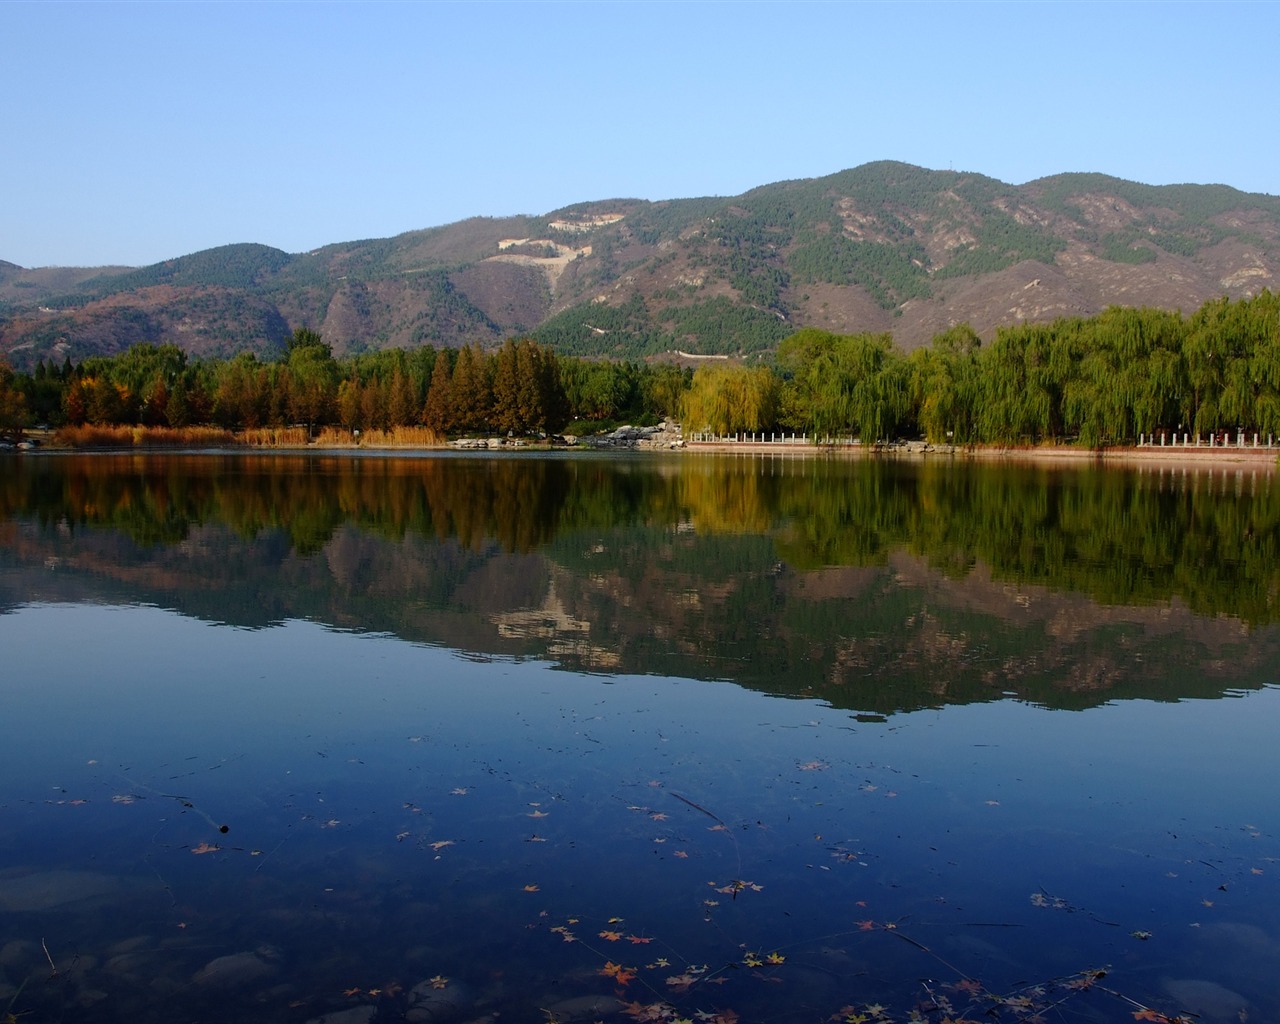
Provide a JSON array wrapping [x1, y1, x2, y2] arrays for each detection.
[[681, 291, 1280, 446], [0, 329, 690, 440], [1, 290, 1277, 446]]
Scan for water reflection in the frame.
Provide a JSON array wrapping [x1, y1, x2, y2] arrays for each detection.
[[2, 452, 1279, 711], [3, 453, 1280, 1024]]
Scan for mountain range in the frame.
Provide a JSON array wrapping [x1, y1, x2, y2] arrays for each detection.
[[2, 161, 1277, 370]]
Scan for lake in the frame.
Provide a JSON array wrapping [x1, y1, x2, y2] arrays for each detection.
[[1, 451, 1278, 1024]]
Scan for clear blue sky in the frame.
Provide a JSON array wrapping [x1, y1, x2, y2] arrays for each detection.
[[4, 0, 1277, 268]]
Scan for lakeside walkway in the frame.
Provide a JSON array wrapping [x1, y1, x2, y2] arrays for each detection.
[[684, 431, 1279, 469]]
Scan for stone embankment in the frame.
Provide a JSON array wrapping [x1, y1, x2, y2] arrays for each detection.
[[447, 422, 685, 451], [580, 422, 685, 450]]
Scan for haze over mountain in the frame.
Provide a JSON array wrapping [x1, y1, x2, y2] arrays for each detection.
[[2, 161, 1277, 371]]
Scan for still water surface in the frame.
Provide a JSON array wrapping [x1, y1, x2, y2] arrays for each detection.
[[2, 452, 1279, 1024]]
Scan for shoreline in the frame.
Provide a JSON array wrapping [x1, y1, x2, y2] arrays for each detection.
[[682, 439, 1280, 471], [13, 430, 1278, 472]]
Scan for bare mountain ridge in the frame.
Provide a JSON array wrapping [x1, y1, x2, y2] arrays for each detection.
[[2, 162, 1277, 369]]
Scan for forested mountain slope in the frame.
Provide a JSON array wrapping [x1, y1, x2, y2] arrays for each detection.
[[3, 162, 1277, 370]]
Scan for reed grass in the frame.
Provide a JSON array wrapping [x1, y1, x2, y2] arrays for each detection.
[[54, 424, 237, 448], [239, 426, 310, 447], [52, 423, 446, 449]]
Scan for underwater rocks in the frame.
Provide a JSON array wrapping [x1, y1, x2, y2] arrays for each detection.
[[192, 947, 280, 988]]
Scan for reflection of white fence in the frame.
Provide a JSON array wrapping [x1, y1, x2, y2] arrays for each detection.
[[689, 432, 862, 445], [1139, 432, 1275, 448]]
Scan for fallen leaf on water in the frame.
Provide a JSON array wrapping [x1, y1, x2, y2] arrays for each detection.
[[429, 840, 455, 851], [599, 930, 623, 942], [191, 842, 220, 855], [450, 788, 468, 795], [527, 810, 549, 818], [765, 952, 785, 964], [601, 961, 636, 986], [523, 884, 540, 892], [429, 975, 449, 989]]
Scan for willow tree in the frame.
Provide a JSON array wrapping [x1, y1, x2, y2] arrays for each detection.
[[680, 364, 779, 435], [1063, 307, 1186, 446], [777, 328, 905, 441], [907, 323, 982, 443], [1188, 290, 1280, 437], [976, 322, 1076, 443]]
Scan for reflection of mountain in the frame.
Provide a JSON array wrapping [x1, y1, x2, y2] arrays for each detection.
[[2, 453, 1279, 711]]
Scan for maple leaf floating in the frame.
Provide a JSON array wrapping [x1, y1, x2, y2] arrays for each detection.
[[600, 960, 637, 986], [714, 879, 763, 896], [429, 975, 449, 989], [523, 884, 540, 892], [429, 840, 455, 851], [190, 842, 221, 855], [599, 930, 624, 942]]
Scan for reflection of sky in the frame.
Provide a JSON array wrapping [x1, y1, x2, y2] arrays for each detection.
[[4, 602, 1280, 1020]]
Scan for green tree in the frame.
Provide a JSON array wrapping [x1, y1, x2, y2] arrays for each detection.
[[681, 364, 779, 435], [286, 334, 338, 434], [777, 328, 904, 441]]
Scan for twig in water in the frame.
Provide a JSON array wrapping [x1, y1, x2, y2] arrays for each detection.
[[41, 938, 57, 977]]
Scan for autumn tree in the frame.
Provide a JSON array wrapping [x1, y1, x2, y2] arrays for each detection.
[[388, 368, 419, 428], [0, 361, 27, 439], [422, 347, 454, 433], [450, 343, 492, 433]]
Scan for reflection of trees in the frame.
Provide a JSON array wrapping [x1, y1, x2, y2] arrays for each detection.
[[4, 453, 1280, 710], [3, 453, 1280, 628]]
